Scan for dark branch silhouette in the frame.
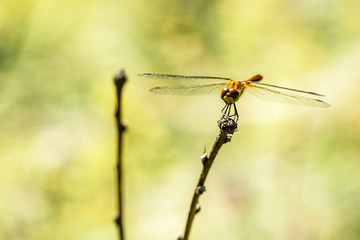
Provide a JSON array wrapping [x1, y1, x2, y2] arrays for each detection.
[[114, 69, 127, 240], [179, 118, 238, 240]]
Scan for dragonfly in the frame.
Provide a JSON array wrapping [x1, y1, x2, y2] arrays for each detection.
[[139, 73, 330, 122]]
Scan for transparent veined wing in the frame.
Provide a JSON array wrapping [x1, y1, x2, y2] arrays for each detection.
[[245, 82, 330, 107], [139, 73, 231, 81], [150, 82, 227, 95]]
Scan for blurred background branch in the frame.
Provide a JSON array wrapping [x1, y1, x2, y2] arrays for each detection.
[[114, 70, 127, 240]]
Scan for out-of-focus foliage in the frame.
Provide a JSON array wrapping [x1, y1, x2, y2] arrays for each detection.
[[1, 0, 360, 239]]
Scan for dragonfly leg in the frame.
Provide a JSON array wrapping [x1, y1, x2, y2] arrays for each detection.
[[221, 104, 228, 115], [233, 104, 239, 122], [218, 104, 238, 133], [227, 104, 238, 122], [226, 104, 232, 117], [220, 104, 239, 122], [221, 104, 228, 119]]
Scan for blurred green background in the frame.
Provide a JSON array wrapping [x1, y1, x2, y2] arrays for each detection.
[[1, 0, 360, 239]]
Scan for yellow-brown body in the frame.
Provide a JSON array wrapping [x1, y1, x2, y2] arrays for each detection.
[[220, 75, 263, 105], [220, 80, 245, 105]]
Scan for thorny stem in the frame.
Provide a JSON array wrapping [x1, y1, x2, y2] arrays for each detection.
[[179, 119, 237, 240], [114, 69, 127, 240]]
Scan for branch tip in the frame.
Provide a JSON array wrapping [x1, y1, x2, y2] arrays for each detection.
[[114, 69, 127, 86], [217, 118, 238, 134]]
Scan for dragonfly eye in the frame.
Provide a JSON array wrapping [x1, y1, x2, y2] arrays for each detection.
[[221, 87, 229, 97], [228, 88, 240, 99]]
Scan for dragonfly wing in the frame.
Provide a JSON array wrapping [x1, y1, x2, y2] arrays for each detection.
[[139, 73, 231, 81], [150, 82, 227, 95], [245, 83, 330, 107]]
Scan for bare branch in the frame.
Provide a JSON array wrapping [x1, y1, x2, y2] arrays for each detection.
[[180, 119, 237, 240], [114, 69, 127, 240]]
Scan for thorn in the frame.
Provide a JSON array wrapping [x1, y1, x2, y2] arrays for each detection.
[[120, 122, 127, 132], [115, 108, 120, 118], [175, 232, 183, 240], [200, 153, 208, 165], [114, 214, 120, 225], [224, 133, 233, 143], [196, 185, 206, 195], [195, 203, 201, 213]]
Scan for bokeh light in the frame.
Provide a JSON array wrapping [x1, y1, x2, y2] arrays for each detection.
[[1, 0, 360, 239]]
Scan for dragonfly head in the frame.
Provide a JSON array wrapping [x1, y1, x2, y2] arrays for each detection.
[[221, 80, 243, 104], [221, 87, 240, 104]]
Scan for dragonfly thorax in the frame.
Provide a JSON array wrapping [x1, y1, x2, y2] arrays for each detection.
[[221, 80, 245, 105]]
